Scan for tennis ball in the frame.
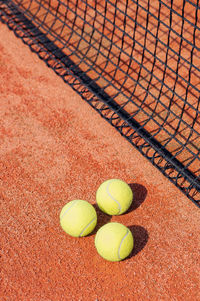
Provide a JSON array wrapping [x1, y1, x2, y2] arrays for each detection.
[[60, 200, 97, 237], [96, 179, 133, 215], [95, 222, 134, 261]]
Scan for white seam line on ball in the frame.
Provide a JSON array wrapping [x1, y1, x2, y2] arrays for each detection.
[[79, 217, 96, 237], [60, 200, 79, 221], [118, 229, 129, 260], [106, 180, 121, 214], [106, 181, 122, 213]]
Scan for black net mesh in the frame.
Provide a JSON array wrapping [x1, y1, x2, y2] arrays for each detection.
[[1, 0, 200, 207]]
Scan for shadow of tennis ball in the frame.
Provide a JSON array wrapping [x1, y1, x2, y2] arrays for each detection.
[[127, 225, 149, 258], [127, 183, 147, 212], [91, 204, 112, 234]]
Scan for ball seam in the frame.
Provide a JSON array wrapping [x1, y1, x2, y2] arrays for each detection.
[[79, 217, 96, 237], [60, 200, 79, 221], [106, 180, 121, 214], [118, 229, 129, 260]]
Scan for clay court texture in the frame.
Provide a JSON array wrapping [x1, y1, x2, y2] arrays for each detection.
[[0, 1, 200, 300]]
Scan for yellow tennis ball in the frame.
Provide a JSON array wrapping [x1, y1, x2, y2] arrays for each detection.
[[95, 222, 134, 261], [96, 179, 133, 215], [60, 200, 97, 237]]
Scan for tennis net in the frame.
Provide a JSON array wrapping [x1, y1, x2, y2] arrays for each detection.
[[1, 0, 200, 207]]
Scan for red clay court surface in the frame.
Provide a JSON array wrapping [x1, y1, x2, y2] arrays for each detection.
[[0, 23, 200, 300]]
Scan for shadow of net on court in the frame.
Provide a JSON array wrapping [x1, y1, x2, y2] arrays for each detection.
[[1, 0, 199, 207]]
